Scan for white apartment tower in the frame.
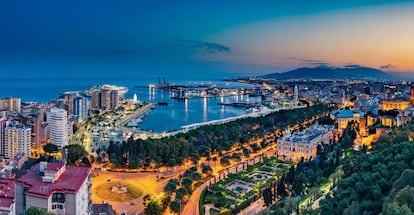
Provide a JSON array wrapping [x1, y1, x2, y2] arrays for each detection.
[[4, 125, 31, 159], [293, 85, 299, 106], [47, 108, 68, 148]]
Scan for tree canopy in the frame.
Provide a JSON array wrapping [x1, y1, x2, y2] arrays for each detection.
[[318, 122, 414, 214], [26, 207, 55, 215], [106, 104, 330, 169], [64, 144, 88, 165], [43, 143, 59, 154]]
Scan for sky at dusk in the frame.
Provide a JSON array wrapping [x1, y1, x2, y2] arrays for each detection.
[[1, 0, 414, 78]]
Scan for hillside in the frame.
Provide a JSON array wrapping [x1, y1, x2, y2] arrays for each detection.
[[263, 66, 397, 80], [318, 123, 414, 215]]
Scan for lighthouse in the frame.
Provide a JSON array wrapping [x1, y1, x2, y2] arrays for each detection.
[[133, 93, 138, 103]]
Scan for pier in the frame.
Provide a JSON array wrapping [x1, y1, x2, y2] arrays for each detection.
[[117, 102, 156, 127]]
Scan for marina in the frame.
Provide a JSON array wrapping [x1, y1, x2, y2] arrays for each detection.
[[131, 79, 261, 133], [180, 105, 302, 131]]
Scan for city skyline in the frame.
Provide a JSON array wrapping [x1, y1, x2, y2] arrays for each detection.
[[1, 0, 414, 78], [2, 2, 414, 215]]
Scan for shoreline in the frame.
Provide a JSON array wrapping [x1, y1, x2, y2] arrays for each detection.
[[128, 105, 307, 140], [181, 105, 306, 130]]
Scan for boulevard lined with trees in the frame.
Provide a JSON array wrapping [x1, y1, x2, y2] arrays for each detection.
[[106, 104, 330, 169]]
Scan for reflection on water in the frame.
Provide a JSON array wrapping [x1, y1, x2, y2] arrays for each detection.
[[185, 99, 188, 121], [220, 96, 225, 118], [134, 83, 260, 133], [203, 97, 207, 122], [148, 87, 156, 101]]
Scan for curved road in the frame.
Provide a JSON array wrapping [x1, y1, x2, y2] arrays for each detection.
[[182, 147, 276, 215]]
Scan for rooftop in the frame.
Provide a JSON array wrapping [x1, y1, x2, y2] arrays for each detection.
[[282, 125, 333, 144], [5, 125, 31, 130], [44, 162, 65, 171], [16, 163, 90, 198], [0, 178, 14, 210]]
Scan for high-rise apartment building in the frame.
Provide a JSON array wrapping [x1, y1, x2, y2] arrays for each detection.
[[39, 122, 49, 144], [4, 125, 31, 159], [110, 90, 119, 109], [0, 118, 8, 157], [91, 85, 125, 111], [100, 89, 111, 111], [47, 108, 68, 148], [60, 94, 74, 119], [91, 90, 101, 109], [73, 97, 88, 120], [32, 115, 41, 152], [0, 98, 21, 113]]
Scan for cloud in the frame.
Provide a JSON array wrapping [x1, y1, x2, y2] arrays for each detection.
[[344, 64, 361, 68], [286, 57, 330, 67], [380, 64, 395, 69], [177, 39, 231, 53]]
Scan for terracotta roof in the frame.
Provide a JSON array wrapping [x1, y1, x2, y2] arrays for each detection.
[[44, 162, 64, 171], [0, 179, 14, 210], [16, 163, 90, 198]]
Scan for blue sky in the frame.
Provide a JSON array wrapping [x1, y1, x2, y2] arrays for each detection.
[[1, 0, 413, 78]]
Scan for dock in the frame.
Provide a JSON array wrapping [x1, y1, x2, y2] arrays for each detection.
[[116, 102, 155, 127]]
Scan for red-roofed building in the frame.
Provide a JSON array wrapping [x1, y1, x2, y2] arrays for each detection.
[[0, 178, 15, 215], [15, 162, 91, 215]]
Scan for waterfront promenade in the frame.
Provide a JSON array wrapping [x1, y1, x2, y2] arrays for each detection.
[[181, 105, 305, 130], [120, 105, 306, 139]]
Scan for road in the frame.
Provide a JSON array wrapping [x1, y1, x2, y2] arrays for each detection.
[[89, 106, 325, 214], [182, 181, 210, 215], [90, 147, 265, 215]]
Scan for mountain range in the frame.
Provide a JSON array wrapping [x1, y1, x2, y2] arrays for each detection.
[[262, 66, 399, 80]]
